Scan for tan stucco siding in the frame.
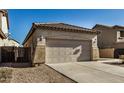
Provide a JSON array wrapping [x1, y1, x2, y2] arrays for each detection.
[[36, 29, 97, 47], [24, 28, 99, 63], [114, 42, 124, 49], [24, 31, 37, 47], [94, 26, 124, 49], [24, 29, 98, 48], [0, 13, 2, 30], [23, 31, 37, 61], [91, 47, 99, 60], [23, 35, 33, 47], [99, 48, 115, 58], [94, 27, 117, 48], [0, 39, 19, 46]]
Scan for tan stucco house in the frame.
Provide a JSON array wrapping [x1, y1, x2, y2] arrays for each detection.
[[0, 28, 6, 39], [23, 23, 100, 64], [0, 10, 20, 47], [93, 24, 124, 58]]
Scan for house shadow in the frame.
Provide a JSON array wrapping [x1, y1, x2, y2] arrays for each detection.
[[72, 44, 89, 62]]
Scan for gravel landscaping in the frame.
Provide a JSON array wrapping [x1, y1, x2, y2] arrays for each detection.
[[0, 64, 75, 83], [0, 67, 13, 83]]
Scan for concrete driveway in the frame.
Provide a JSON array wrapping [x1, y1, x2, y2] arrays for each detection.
[[46, 62, 124, 83]]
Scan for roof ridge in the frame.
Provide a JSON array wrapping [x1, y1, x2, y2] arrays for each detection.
[[33, 22, 64, 25], [60, 23, 91, 30], [33, 22, 92, 31], [93, 24, 124, 29], [113, 25, 124, 28], [95, 24, 113, 28]]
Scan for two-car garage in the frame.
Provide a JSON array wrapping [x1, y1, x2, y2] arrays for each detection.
[[46, 39, 92, 63], [23, 23, 99, 64]]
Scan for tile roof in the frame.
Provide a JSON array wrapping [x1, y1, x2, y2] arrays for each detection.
[[33, 23, 94, 31], [93, 24, 124, 29], [23, 23, 99, 45], [0, 9, 7, 13]]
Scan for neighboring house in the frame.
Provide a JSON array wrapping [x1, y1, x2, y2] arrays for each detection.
[[0, 10, 20, 47], [0, 38, 20, 46], [23, 23, 100, 64], [0, 28, 6, 39], [93, 24, 124, 58]]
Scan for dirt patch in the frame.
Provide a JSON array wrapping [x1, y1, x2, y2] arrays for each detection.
[[0, 67, 13, 83], [11, 64, 75, 83]]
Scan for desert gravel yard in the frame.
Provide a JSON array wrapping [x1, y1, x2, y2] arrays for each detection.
[[0, 64, 75, 83], [11, 64, 75, 83], [0, 67, 13, 83]]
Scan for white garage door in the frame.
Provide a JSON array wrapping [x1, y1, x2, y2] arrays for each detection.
[[46, 39, 91, 63]]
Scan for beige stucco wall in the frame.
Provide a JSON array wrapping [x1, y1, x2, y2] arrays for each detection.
[[0, 13, 2, 30], [24, 29, 98, 48], [36, 29, 97, 43], [114, 42, 124, 49], [91, 47, 99, 60], [24, 28, 99, 64], [0, 11, 9, 37], [94, 26, 124, 49], [24, 34, 33, 47], [33, 45, 45, 64], [36, 29, 99, 61], [24, 31, 37, 47], [0, 39, 20, 47], [99, 48, 115, 58], [1, 16, 8, 36], [93, 26, 117, 48], [23, 31, 38, 63]]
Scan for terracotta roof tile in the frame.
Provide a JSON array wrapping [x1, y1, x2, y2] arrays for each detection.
[[93, 24, 124, 29], [33, 23, 93, 32], [23, 23, 99, 45]]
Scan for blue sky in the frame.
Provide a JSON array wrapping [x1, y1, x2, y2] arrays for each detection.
[[8, 9, 124, 44]]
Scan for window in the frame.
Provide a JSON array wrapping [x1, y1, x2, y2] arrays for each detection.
[[120, 31, 124, 37]]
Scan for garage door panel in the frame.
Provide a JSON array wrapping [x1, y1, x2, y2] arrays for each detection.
[[65, 48, 72, 55], [46, 58, 52, 63], [46, 39, 91, 63], [65, 57, 71, 62]]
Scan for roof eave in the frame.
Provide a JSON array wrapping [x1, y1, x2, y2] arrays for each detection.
[[22, 24, 35, 45], [35, 25, 99, 34], [22, 23, 99, 45]]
